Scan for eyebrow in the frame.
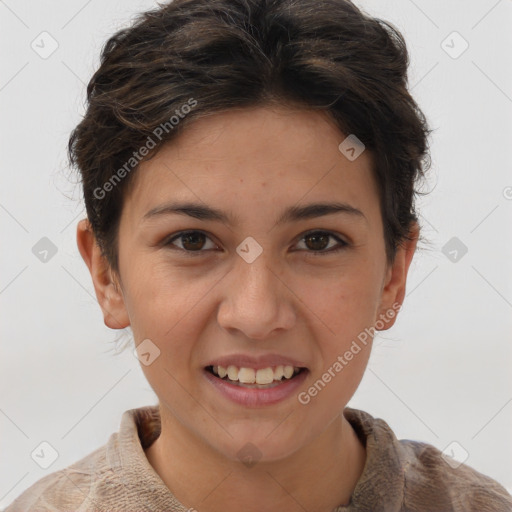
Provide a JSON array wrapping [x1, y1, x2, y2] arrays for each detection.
[[142, 200, 367, 227]]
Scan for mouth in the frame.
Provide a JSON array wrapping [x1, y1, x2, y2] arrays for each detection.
[[205, 364, 308, 389]]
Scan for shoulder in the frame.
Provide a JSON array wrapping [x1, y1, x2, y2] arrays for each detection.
[[3, 444, 110, 511], [399, 439, 512, 512], [344, 407, 512, 512], [4, 405, 167, 512]]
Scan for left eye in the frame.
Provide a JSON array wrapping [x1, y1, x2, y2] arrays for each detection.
[[164, 230, 347, 255], [295, 231, 347, 254]]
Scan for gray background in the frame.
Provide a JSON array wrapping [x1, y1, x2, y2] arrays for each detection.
[[1, 0, 511, 506]]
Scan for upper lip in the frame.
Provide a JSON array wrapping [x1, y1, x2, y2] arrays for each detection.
[[206, 354, 308, 370]]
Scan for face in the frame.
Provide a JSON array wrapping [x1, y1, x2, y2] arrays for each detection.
[[80, 106, 416, 462]]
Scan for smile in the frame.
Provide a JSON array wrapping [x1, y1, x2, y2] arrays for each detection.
[[207, 364, 304, 388], [203, 364, 309, 406]]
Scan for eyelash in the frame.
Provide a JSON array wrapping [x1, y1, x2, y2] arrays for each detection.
[[163, 230, 348, 257]]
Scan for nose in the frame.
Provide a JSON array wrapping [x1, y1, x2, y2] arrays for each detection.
[[216, 254, 296, 340]]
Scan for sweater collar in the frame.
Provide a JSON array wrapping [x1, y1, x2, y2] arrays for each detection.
[[108, 405, 405, 511], [338, 407, 405, 511]]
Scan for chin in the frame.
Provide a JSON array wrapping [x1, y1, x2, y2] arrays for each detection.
[[210, 425, 310, 465]]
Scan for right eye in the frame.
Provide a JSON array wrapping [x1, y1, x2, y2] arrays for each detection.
[[164, 230, 219, 254]]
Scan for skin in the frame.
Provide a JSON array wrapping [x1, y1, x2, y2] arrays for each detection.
[[77, 106, 418, 512]]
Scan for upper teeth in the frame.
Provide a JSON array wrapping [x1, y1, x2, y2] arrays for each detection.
[[212, 365, 300, 384]]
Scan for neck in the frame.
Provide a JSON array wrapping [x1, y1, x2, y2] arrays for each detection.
[[145, 408, 366, 512]]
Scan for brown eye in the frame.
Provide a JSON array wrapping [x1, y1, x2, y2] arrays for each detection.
[[181, 232, 206, 250], [296, 231, 347, 255], [304, 232, 330, 251], [166, 231, 217, 252]]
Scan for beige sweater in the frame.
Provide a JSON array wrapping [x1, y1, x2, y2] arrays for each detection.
[[5, 406, 512, 511]]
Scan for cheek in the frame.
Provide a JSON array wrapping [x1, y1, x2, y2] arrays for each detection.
[[125, 266, 208, 416], [296, 261, 383, 343], [295, 275, 377, 419], [295, 345, 370, 442], [121, 261, 225, 394], [122, 258, 212, 337]]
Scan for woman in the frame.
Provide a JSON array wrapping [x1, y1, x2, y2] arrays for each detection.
[[6, 0, 512, 510]]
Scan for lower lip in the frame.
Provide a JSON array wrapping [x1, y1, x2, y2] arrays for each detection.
[[203, 368, 308, 407]]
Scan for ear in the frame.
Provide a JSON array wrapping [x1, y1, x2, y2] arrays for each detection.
[[376, 222, 419, 331], [76, 218, 130, 329]]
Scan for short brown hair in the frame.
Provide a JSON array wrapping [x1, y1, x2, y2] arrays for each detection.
[[68, 0, 431, 275]]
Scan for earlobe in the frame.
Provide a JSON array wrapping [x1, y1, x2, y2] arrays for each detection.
[[376, 222, 419, 331], [76, 219, 130, 330]]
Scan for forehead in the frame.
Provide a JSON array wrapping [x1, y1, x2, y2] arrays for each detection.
[[121, 106, 379, 226]]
